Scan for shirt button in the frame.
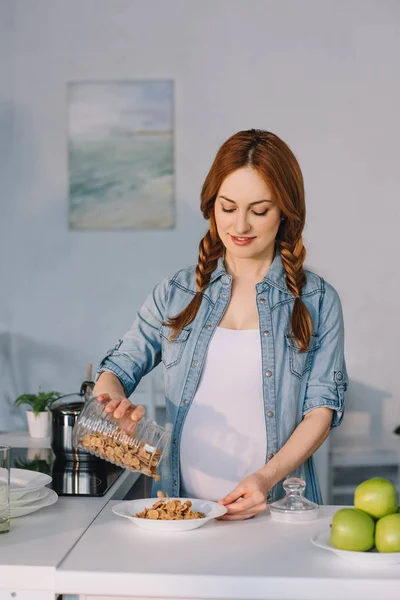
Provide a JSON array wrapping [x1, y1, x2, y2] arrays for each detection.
[[221, 292, 228, 298], [206, 324, 212, 329], [183, 399, 188, 405], [222, 275, 230, 284], [194, 360, 199, 367], [174, 480, 177, 486], [265, 370, 272, 377], [267, 411, 274, 418], [263, 330, 270, 336], [337, 372, 343, 381], [259, 298, 266, 303], [173, 438, 177, 444], [268, 453, 274, 460]]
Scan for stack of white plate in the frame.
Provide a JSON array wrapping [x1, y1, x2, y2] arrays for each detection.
[[10, 468, 58, 518]]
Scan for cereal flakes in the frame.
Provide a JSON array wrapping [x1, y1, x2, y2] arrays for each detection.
[[79, 431, 162, 481], [135, 491, 206, 520]]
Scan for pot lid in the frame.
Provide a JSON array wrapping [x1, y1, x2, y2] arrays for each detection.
[[49, 394, 84, 415]]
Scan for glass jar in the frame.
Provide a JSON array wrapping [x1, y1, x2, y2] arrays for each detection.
[[72, 396, 170, 481]]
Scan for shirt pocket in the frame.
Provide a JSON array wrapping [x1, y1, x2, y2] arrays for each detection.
[[284, 333, 321, 379], [159, 326, 191, 369]]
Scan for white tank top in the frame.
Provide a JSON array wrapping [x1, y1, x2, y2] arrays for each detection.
[[179, 327, 267, 501]]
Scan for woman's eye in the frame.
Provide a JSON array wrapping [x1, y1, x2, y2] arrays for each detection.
[[220, 207, 269, 216]]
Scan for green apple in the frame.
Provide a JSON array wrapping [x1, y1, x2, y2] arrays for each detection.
[[375, 513, 400, 552], [354, 478, 398, 519], [331, 508, 375, 552]]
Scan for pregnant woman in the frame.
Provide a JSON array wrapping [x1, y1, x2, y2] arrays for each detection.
[[93, 129, 348, 520]]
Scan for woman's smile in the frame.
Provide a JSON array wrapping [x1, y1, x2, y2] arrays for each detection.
[[229, 235, 256, 246], [215, 167, 282, 264]]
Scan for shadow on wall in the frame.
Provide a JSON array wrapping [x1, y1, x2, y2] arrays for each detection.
[[331, 378, 396, 443], [0, 332, 84, 432]]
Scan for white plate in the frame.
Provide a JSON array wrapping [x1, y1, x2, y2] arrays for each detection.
[[10, 489, 58, 518], [10, 468, 52, 500], [112, 498, 227, 532], [11, 486, 51, 507], [311, 530, 400, 566]]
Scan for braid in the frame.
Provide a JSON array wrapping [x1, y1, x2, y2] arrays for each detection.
[[279, 238, 306, 298], [164, 213, 223, 340], [196, 215, 223, 292], [278, 237, 313, 352]]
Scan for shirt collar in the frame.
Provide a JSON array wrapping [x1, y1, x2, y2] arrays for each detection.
[[210, 245, 291, 295]]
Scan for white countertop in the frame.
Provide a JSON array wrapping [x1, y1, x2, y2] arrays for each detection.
[[0, 474, 138, 593], [1, 432, 399, 600], [0, 496, 106, 592], [0, 430, 138, 597], [0, 430, 51, 448], [56, 504, 399, 600]]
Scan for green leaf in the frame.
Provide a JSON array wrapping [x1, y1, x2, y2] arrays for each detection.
[[14, 390, 64, 416], [13, 456, 52, 475]]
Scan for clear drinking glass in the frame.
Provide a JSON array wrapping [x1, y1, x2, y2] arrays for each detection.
[[0, 446, 10, 534]]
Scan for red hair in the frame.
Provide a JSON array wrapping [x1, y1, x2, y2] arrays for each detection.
[[165, 129, 312, 351]]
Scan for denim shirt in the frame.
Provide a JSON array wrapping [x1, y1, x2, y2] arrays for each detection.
[[96, 249, 348, 504]]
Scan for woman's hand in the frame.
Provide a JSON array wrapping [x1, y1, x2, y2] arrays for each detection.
[[96, 393, 146, 426], [217, 471, 272, 521]]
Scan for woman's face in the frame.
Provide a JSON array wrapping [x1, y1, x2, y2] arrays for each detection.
[[215, 167, 282, 260]]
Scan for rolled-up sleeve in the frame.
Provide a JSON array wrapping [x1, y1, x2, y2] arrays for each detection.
[[95, 276, 171, 397], [302, 280, 348, 428]]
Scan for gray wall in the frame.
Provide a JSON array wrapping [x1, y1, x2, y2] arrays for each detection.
[[0, 0, 16, 427], [1, 0, 399, 443]]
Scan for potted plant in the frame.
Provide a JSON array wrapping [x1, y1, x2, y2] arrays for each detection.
[[15, 388, 63, 438]]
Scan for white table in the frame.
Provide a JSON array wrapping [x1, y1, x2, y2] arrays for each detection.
[[1, 432, 399, 600], [56, 504, 399, 600]]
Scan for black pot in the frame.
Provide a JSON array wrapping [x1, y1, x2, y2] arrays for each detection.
[[49, 393, 95, 462]]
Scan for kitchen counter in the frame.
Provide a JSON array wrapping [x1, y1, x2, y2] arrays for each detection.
[[0, 476, 139, 600], [0, 431, 139, 600], [0, 430, 51, 449], [1, 432, 399, 600], [1, 499, 399, 600], [55, 504, 399, 600]]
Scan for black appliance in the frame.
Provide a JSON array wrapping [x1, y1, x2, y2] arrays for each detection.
[[10, 446, 123, 497]]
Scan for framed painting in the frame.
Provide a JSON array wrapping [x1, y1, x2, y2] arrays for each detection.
[[68, 80, 174, 230]]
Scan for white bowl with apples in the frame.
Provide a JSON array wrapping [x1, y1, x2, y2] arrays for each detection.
[[312, 477, 400, 565]]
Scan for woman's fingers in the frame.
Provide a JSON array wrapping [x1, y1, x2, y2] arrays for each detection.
[[218, 511, 259, 521], [219, 484, 244, 506], [131, 404, 146, 421], [95, 395, 145, 424], [221, 492, 266, 514], [222, 497, 255, 514], [113, 398, 133, 418], [218, 499, 267, 521], [104, 397, 124, 414], [96, 393, 111, 403]]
